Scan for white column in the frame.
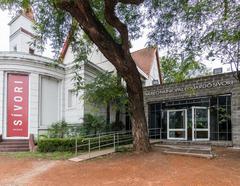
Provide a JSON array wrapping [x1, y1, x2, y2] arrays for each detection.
[[0, 71, 4, 136], [29, 73, 39, 137]]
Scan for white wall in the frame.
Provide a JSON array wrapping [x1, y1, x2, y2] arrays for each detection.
[[64, 65, 85, 124], [88, 47, 116, 72], [9, 15, 34, 36], [145, 58, 160, 86], [9, 15, 41, 55]]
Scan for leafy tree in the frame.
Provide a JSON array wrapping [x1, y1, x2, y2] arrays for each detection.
[[1, 0, 151, 152], [81, 72, 128, 126], [148, 0, 240, 80], [161, 56, 209, 83]]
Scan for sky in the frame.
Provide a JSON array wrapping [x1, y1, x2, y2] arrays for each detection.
[[0, 9, 229, 72]]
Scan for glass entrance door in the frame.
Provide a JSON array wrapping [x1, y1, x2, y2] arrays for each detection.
[[192, 107, 210, 141], [167, 109, 187, 140]]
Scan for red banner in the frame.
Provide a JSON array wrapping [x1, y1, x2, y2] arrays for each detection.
[[7, 74, 29, 137]]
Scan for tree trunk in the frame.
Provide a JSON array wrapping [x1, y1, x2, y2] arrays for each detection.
[[126, 73, 151, 152], [57, 0, 151, 152]]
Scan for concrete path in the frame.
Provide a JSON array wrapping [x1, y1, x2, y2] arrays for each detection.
[[69, 148, 115, 162]]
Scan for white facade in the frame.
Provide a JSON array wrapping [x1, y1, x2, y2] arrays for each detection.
[[9, 13, 41, 55]]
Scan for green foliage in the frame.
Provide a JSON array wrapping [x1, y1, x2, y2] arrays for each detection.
[[80, 72, 128, 110], [46, 120, 83, 138], [161, 56, 209, 83], [82, 114, 106, 135], [147, 0, 240, 80], [110, 121, 125, 131], [48, 120, 70, 138], [38, 137, 83, 152], [37, 134, 132, 152]]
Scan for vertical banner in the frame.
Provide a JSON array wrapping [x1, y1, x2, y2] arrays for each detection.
[[7, 74, 29, 137]]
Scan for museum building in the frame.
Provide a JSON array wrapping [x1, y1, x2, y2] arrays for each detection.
[[144, 73, 240, 147]]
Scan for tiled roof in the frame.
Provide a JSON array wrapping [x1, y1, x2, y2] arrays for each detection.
[[131, 47, 157, 76]]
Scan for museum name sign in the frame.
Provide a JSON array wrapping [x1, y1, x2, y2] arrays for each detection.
[[145, 80, 234, 96]]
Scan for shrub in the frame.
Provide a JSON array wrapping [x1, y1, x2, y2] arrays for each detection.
[[82, 114, 106, 135], [37, 134, 132, 152], [48, 120, 70, 138], [110, 121, 125, 131]]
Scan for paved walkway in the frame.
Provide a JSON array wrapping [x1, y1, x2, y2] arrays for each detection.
[[69, 148, 115, 162]]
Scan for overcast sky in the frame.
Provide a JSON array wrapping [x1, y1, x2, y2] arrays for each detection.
[[0, 9, 228, 71]]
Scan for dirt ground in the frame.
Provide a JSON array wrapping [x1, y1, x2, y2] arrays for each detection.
[[0, 147, 240, 186]]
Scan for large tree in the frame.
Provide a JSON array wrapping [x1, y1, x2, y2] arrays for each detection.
[[1, 0, 151, 152]]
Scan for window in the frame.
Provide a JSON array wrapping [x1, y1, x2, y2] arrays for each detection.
[[68, 90, 77, 108], [29, 48, 35, 55], [13, 45, 17, 51], [40, 76, 59, 126]]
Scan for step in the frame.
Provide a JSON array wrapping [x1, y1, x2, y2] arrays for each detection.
[[1, 140, 28, 144], [0, 144, 29, 148], [158, 140, 212, 146], [155, 144, 212, 151], [0, 148, 29, 152], [154, 143, 213, 158], [163, 150, 214, 159], [0, 140, 30, 152]]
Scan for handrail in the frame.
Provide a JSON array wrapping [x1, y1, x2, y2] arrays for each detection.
[[73, 128, 161, 156], [37, 127, 162, 157]]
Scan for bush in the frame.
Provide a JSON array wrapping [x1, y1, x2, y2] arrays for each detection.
[[38, 138, 78, 152], [48, 120, 70, 138], [110, 121, 125, 131], [37, 134, 132, 152], [82, 114, 106, 135]]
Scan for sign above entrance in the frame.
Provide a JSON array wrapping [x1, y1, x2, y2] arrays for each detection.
[[145, 80, 234, 96], [7, 74, 29, 137]]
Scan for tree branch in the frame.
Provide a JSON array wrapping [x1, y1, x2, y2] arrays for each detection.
[[55, 0, 126, 70], [104, 0, 130, 55]]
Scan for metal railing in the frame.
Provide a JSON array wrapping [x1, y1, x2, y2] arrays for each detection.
[[72, 128, 162, 157]]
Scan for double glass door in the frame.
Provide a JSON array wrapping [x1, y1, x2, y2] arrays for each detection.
[[167, 107, 209, 141]]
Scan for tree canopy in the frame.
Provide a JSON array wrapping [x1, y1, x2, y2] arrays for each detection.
[[161, 56, 209, 83]]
